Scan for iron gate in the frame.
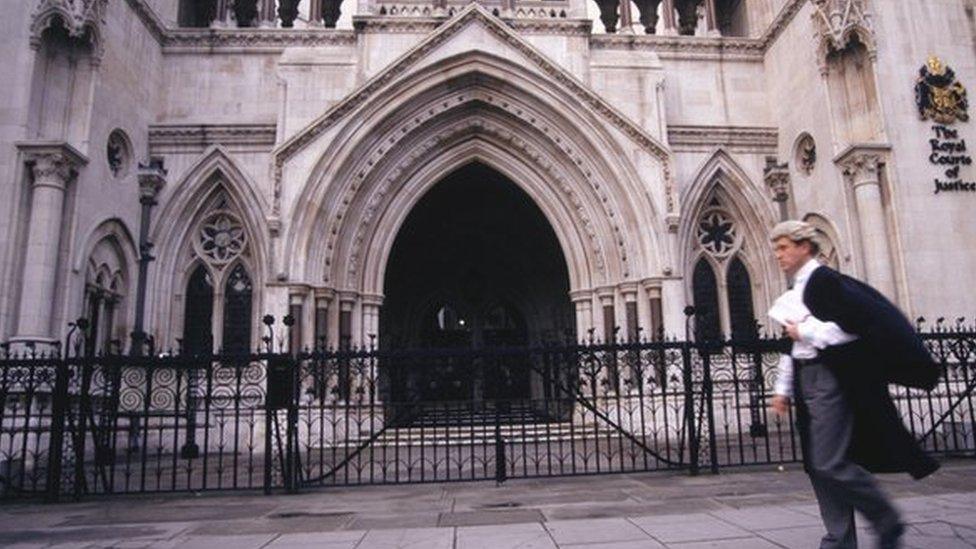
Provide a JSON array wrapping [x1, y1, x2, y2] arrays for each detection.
[[1, 325, 974, 500]]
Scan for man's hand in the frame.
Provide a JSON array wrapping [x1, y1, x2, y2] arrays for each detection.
[[784, 321, 801, 341], [770, 395, 791, 416]]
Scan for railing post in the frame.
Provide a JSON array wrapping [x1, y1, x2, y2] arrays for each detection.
[[681, 341, 699, 476], [700, 351, 719, 474], [45, 359, 70, 502]]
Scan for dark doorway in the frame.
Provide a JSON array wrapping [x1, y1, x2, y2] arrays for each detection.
[[381, 163, 573, 405]]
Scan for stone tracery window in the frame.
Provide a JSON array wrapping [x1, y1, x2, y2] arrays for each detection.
[[690, 193, 756, 340], [696, 209, 738, 257], [181, 189, 255, 353], [194, 210, 247, 265]]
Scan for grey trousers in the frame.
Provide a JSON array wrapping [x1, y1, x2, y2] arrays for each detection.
[[795, 363, 901, 549]]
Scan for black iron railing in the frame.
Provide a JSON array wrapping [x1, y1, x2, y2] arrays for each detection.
[[1, 324, 973, 500]]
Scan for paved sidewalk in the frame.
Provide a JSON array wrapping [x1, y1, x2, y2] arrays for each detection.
[[2, 460, 975, 548]]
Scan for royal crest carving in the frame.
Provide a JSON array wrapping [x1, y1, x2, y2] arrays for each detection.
[[915, 56, 969, 125]]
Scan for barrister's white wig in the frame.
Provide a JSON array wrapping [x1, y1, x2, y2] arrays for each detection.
[[769, 220, 821, 254]]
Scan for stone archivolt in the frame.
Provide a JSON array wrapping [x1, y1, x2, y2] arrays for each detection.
[[282, 54, 668, 297]]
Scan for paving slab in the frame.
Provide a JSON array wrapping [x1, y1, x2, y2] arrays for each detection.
[[456, 523, 557, 549], [264, 531, 366, 548], [356, 527, 454, 549], [438, 508, 546, 526], [709, 506, 823, 530], [669, 537, 783, 548], [544, 517, 651, 545], [148, 533, 276, 549], [629, 513, 752, 544]]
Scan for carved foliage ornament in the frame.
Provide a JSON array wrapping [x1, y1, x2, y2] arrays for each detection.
[[915, 56, 969, 125], [30, 0, 107, 60]]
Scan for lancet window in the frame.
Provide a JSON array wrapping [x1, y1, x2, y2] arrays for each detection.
[[81, 236, 129, 355]]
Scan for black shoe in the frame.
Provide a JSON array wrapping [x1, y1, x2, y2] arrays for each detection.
[[879, 522, 905, 549]]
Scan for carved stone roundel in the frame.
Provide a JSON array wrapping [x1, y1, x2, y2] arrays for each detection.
[[194, 211, 247, 265], [697, 209, 738, 258]]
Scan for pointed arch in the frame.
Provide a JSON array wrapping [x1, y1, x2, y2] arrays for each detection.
[[680, 149, 780, 336], [68, 218, 138, 352], [150, 146, 268, 348], [281, 51, 671, 297], [803, 212, 845, 271]]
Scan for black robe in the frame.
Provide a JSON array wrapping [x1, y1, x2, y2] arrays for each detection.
[[794, 266, 940, 479]]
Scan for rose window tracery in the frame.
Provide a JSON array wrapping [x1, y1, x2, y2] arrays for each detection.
[[696, 209, 738, 257], [194, 210, 247, 265]]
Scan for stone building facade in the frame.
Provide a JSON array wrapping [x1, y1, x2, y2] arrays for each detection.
[[0, 0, 973, 355]]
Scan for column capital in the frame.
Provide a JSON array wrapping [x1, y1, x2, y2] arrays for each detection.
[[338, 290, 359, 304], [594, 285, 616, 305], [137, 159, 167, 202], [568, 288, 593, 303], [763, 157, 791, 203], [361, 293, 384, 308], [640, 278, 663, 296], [314, 287, 336, 304], [834, 143, 890, 187], [617, 281, 639, 299], [17, 141, 88, 188]]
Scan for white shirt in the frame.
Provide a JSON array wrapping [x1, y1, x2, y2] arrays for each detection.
[[771, 259, 858, 397]]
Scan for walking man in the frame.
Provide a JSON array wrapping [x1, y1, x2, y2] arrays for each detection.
[[768, 220, 940, 549]]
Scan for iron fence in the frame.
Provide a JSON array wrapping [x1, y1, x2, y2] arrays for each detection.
[[1, 324, 973, 500]]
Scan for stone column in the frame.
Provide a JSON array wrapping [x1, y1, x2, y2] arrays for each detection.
[[213, 0, 233, 27], [313, 288, 334, 349], [763, 157, 791, 222], [618, 0, 635, 33], [338, 293, 356, 349], [259, 0, 278, 27], [12, 143, 87, 351], [131, 159, 167, 356], [642, 280, 664, 340], [703, 0, 719, 35], [569, 289, 593, 343], [619, 282, 639, 341], [308, 0, 323, 26], [661, 0, 677, 35], [836, 145, 896, 299], [596, 287, 617, 343], [288, 292, 305, 353], [361, 294, 383, 349]]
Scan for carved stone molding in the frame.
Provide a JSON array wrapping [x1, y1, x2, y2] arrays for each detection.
[[834, 143, 889, 188], [759, 0, 807, 51], [149, 124, 278, 153], [137, 160, 168, 201], [667, 125, 778, 153], [30, 0, 108, 63], [163, 29, 356, 53], [812, 0, 875, 73], [763, 159, 790, 202], [17, 141, 89, 188], [591, 34, 764, 61]]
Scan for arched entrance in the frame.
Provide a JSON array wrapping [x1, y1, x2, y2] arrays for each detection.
[[381, 162, 573, 404]]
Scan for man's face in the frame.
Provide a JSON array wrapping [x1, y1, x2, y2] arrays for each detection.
[[773, 237, 813, 277]]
